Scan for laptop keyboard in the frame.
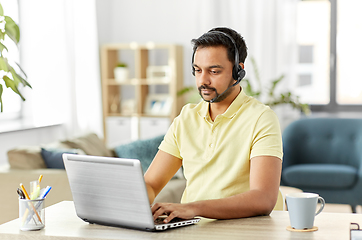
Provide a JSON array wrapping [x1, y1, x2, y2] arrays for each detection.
[[154, 217, 185, 225]]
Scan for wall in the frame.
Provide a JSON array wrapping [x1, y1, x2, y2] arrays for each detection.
[[96, 0, 202, 87], [0, 125, 66, 166]]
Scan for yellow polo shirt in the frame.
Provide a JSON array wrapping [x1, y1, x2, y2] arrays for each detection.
[[159, 89, 284, 210]]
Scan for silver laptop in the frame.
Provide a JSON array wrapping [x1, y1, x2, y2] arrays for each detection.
[[62, 154, 200, 231]]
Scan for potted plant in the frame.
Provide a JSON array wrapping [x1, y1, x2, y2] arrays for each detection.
[[0, 3, 31, 112], [114, 62, 129, 83], [242, 57, 310, 115]]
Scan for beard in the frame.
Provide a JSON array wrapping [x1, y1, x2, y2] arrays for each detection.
[[198, 79, 235, 103]]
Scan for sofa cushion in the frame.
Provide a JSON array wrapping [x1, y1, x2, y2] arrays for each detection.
[[7, 146, 45, 169], [282, 164, 358, 189], [61, 133, 113, 157], [7, 142, 71, 169], [114, 135, 164, 173], [41, 148, 85, 169]]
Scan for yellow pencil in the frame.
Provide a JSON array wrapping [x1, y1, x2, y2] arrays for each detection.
[[38, 175, 43, 183], [20, 183, 42, 224]]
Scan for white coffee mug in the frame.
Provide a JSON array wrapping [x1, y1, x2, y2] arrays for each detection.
[[286, 192, 325, 230]]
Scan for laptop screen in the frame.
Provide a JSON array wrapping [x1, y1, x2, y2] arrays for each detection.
[[63, 154, 155, 230]]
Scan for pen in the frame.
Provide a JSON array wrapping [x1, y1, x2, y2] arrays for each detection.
[[20, 183, 42, 224], [38, 175, 43, 183], [39, 186, 52, 199], [24, 186, 52, 225]]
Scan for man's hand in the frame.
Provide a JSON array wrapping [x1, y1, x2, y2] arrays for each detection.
[[151, 202, 198, 223]]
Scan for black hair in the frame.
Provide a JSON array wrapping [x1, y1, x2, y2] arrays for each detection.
[[191, 27, 248, 63]]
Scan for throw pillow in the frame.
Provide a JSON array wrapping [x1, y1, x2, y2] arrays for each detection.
[[7, 142, 77, 169], [114, 135, 164, 173], [41, 148, 84, 169], [7, 146, 46, 169], [61, 133, 113, 157]]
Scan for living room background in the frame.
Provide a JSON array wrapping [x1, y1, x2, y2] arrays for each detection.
[[0, 0, 360, 165]]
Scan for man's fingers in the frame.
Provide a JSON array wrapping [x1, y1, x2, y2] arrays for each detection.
[[164, 211, 178, 223], [152, 204, 170, 220], [151, 203, 160, 214]]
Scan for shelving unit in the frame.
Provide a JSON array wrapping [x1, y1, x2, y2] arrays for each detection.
[[100, 43, 183, 147]]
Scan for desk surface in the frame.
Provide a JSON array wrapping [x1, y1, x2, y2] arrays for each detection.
[[0, 201, 361, 240]]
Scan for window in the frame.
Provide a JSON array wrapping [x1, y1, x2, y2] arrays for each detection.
[[336, 0, 362, 105], [294, 0, 362, 112], [0, 0, 21, 120]]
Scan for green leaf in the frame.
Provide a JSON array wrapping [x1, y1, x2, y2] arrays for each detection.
[[12, 68, 31, 88], [0, 3, 3, 17], [3, 75, 25, 100], [15, 62, 28, 79], [0, 57, 8, 71], [0, 42, 8, 54], [0, 31, 5, 42], [9, 63, 31, 88], [177, 86, 195, 96], [0, 84, 3, 112], [9, 67, 21, 85], [4, 16, 20, 44]]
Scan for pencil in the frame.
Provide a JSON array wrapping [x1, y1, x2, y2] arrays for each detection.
[[19, 183, 42, 224], [38, 175, 43, 183]]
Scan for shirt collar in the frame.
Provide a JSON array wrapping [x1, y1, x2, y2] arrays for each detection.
[[197, 88, 248, 120]]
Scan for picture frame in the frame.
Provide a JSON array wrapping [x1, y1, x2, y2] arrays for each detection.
[[144, 94, 173, 115], [146, 66, 171, 82]]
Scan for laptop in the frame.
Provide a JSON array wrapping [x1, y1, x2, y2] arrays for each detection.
[[62, 154, 200, 231]]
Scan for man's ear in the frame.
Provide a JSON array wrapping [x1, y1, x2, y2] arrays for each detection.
[[240, 63, 245, 69]]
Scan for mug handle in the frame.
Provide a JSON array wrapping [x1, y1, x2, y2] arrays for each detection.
[[315, 196, 325, 216]]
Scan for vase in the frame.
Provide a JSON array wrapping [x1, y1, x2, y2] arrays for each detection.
[[114, 67, 129, 82]]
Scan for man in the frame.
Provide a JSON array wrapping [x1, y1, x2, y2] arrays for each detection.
[[144, 27, 283, 224]]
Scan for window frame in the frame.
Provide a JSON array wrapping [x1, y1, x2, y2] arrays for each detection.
[[310, 0, 362, 112]]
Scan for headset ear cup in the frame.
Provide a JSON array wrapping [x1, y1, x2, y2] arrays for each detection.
[[238, 67, 246, 81], [237, 65, 246, 80], [232, 65, 244, 80]]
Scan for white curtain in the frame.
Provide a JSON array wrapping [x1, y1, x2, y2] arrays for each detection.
[[19, 0, 103, 138], [18, 0, 297, 139], [195, 0, 298, 100]]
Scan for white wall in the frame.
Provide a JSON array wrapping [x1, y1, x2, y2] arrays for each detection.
[[96, 0, 201, 87], [95, 0, 296, 90], [0, 125, 66, 166]]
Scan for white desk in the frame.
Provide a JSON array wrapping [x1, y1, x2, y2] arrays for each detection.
[[0, 201, 361, 240]]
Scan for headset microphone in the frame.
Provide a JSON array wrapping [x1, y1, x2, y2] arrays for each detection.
[[209, 78, 242, 103]]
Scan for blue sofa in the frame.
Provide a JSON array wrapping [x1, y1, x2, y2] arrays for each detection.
[[281, 118, 362, 212]]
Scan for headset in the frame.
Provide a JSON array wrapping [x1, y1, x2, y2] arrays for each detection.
[[191, 30, 246, 103]]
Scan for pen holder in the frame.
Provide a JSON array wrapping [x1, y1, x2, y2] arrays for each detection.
[[19, 198, 45, 231]]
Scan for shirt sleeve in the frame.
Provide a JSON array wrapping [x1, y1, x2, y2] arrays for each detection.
[[159, 117, 183, 159], [250, 109, 283, 160]]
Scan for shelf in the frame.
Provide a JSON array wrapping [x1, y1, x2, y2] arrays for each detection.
[[107, 113, 171, 118], [100, 43, 184, 145], [106, 78, 171, 86]]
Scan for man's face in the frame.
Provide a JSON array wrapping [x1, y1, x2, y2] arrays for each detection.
[[193, 46, 235, 103]]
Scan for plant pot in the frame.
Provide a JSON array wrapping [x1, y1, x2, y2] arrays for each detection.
[[114, 67, 129, 82]]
